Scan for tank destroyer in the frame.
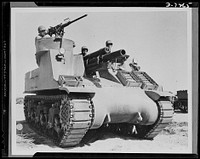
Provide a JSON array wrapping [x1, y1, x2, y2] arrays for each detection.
[[23, 14, 174, 147]]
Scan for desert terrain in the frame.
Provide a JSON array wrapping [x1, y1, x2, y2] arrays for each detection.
[[13, 102, 189, 156]]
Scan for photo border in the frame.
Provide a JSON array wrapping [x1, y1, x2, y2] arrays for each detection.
[[2, 1, 198, 158]]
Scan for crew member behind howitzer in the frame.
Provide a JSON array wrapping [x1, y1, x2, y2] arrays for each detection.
[[106, 40, 126, 71], [129, 58, 140, 71], [106, 40, 116, 70], [106, 40, 113, 52], [80, 46, 88, 56], [35, 25, 50, 40]]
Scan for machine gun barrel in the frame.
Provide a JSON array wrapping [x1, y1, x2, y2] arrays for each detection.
[[48, 14, 87, 37], [61, 14, 88, 29]]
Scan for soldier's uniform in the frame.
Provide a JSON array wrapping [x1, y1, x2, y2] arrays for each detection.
[[48, 105, 54, 128], [48, 103, 60, 128], [81, 46, 88, 56], [27, 100, 33, 119], [129, 59, 140, 71], [106, 40, 113, 53], [35, 25, 50, 40], [106, 40, 119, 71], [35, 102, 43, 123], [43, 105, 50, 124], [35, 34, 50, 40], [30, 102, 36, 121]]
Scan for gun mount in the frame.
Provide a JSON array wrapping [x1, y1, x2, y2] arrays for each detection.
[[84, 48, 129, 74], [47, 14, 87, 38]]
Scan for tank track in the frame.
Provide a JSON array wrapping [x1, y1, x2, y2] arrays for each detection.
[[24, 94, 94, 147], [107, 97, 173, 139], [112, 70, 174, 139], [142, 98, 174, 139]]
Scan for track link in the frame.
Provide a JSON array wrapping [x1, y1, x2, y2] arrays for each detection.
[[143, 98, 174, 139], [59, 97, 94, 147], [24, 94, 94, 147], [130, 97, 174, 139]]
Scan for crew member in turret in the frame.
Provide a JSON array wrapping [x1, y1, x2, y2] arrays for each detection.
[[106, 40, 113, 53], [81, 46, 88, 56], [35, 25, 50, 40]]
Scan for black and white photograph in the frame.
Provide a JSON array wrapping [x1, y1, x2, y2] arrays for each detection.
[[10, 5, 194, 157]]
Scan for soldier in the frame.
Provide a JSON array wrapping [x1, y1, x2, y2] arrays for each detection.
[[26, 100, 31, 120], [43, 104, 50, 125], [106, 40, 121, 71], [129, 58, 140, 71], [35, 101, 45, 125], [27, 100, 34, 121], [39, 100, 45, 126], [30, 101, 36, 122], [35, 102, 41, 124], [48, 104, 54, 129], [105, 40, 113, 52], [35, 25, 50, 40], [81, 46, 88, 56]]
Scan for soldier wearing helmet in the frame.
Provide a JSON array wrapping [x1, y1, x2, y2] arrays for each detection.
[[81, 46, 88, 56], [35, 25, 50, 40], [105, 40, 113, 52], [129, 58, 141, 71]]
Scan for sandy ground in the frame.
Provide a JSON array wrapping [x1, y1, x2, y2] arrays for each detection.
[[12, 103, 190, 156]]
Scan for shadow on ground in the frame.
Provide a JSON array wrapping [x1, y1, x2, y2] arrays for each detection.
[[16, 120, 141, 149], [79, 127, 143, 147], [16, 120, 58, 148], [174, 109, 188, 114], [16, 117, 187, 149]]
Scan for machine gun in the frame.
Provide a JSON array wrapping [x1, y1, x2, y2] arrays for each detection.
[[47, 14, 87, 38], [84, 48, 129, 74]]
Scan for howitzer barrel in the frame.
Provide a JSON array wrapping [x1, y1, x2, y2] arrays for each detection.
[[85, 64, 100, 73], [87, 57, 99, 67], [84, 47, 110, 60], [116, 54, 130, 63], [102, 49, 126, 62], [84, 49, 128, 74]]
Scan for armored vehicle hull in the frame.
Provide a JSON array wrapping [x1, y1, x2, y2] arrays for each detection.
[[24, 36, 174, 147]]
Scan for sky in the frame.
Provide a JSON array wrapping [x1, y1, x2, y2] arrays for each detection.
[[11, 7, 191, 97]]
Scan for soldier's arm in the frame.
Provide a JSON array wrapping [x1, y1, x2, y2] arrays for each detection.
[[44, 34, 51, 38], [35, 35, 42, 40]]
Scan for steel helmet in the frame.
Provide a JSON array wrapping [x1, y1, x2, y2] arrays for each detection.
[[132, 58, 137, 64], [81, 46, 88, 52], [38, 25, 46, 33], [106, 40, 113, 46]]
